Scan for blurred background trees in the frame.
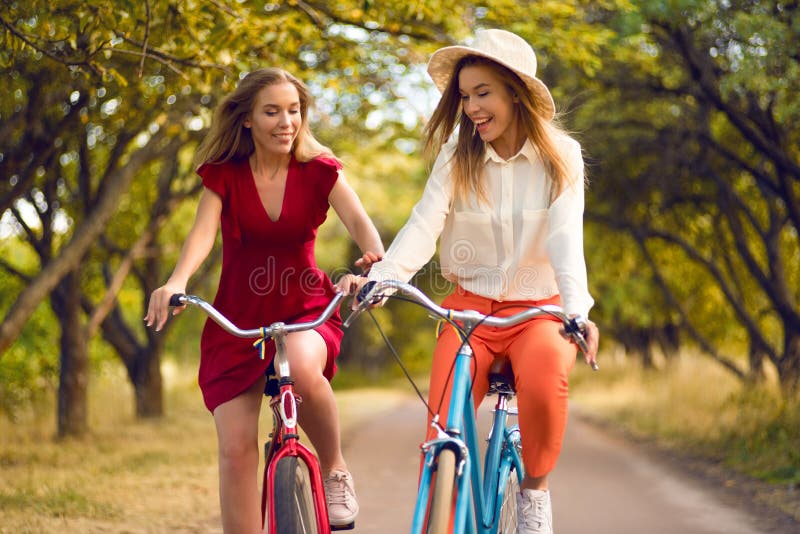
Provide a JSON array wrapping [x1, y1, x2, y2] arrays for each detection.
[[1, 0, 797, 437]]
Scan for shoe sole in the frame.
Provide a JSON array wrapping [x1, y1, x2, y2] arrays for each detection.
[[330, 522, 355, 531]]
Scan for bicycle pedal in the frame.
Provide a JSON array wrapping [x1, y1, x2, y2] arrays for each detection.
[[330, 522, 355, 531]]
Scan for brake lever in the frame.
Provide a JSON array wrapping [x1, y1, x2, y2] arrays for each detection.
[[564, 316, 599, 371], [343, 281, 381, 328], [343, 306, 364, 328]]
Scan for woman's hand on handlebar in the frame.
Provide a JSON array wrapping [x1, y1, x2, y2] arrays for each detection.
[[335, 274, 370, 310], [144, 282, 186, 332], [582, 319, 600, 368]]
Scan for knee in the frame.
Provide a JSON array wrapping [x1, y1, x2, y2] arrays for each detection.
[[289, 361, 326, 397], [217, 435, 257, 469]]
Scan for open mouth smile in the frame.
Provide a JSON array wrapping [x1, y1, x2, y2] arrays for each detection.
[[473, 117, 492, 133]]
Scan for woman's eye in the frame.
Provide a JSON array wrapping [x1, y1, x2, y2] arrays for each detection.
[[478, 92, 489, 97]]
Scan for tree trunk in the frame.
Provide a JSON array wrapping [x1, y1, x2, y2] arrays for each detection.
[[778, 333, 800, 396], [0, 129, 167, 357], [53, 271, 89, 437], [746, 339, 766, 383], [132, 347, 164, 418]]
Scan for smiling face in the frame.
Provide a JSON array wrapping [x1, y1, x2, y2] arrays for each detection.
[[458, 63, 522, 159], [244, 81, 302, 156]]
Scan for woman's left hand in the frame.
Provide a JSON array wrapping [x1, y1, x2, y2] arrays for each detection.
[[354, 251, 382, 273]]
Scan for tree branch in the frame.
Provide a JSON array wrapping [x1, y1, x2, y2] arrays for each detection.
[[633, 231, 747, 378], [659, 23, 800, 180], [588, 211, 779, 363], [138, 0, 151, 78], [295, 0, 454, 43]]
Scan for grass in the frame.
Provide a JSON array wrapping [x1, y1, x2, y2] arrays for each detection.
[[0, 360, 412, 533], [569, 348, 800, 521], [0, 362, 221, 533]]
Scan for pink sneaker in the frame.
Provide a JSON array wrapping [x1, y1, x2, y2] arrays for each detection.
[[323, 469, 359, 527]]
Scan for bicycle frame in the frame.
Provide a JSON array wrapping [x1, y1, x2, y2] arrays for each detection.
[[410, 332, 524, 534], [349, 280, 592, 534], [169, 292, 344, 534], [262, 324, 331, 534]]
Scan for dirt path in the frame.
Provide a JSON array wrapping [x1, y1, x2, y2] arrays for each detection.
[[342, 397, 796, 534]]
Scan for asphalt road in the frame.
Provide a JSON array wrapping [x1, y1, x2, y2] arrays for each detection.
[[342, 397, 775, 534]]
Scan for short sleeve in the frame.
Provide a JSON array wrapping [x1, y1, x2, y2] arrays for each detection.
[[311, 156, 341, 199], [300, 156, 341, 227], [197, 162, 227, 200]]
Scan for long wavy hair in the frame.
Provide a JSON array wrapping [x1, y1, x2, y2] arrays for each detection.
[[423, 56, 579, 204], [194, 68, 335, 168]]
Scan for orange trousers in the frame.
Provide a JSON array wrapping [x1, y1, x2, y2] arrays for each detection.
[[426, 287, 577, 477]]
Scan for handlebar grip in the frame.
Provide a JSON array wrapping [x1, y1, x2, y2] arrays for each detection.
[[169, 294, 186, 307], [356, 280, 378, 304]]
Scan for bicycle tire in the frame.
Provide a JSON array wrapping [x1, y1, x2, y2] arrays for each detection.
[[426, 447, 457, 534], [496, 462, 521, 534], [272, 456, 318, 534]]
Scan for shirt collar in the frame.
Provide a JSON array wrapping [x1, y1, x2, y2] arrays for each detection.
[[483, 139, 538, 164]]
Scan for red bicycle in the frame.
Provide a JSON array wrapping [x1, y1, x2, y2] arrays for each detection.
[[169, 291, 347, 534]]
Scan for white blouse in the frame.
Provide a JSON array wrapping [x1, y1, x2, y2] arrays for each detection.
[[369, 136, 594, 318]]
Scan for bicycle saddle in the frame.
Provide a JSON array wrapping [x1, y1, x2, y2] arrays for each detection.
[[487, 358, 516, 396]]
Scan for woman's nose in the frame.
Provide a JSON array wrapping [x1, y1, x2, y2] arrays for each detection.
[[463, 96, 478, 115]]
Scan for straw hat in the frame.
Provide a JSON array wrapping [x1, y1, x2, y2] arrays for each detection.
[[427, 29, 555, 120]]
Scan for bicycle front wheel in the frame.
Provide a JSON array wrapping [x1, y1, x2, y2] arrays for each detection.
[[496, 462, 520, 534], [426, 447, 457, 534], [272, 456, 318, 534]]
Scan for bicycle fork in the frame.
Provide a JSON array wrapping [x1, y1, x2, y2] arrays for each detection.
[[411, 389, 523, 533]]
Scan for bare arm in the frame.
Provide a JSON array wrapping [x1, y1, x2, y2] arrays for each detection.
[[328, 173, 385, 267], [144, 188, 222, 331]]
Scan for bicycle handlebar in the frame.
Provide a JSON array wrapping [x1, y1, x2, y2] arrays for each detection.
[[345, 280, 598, 370], [169, 291, 345, 339]]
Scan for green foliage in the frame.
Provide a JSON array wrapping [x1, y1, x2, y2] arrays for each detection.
[[0, 240, 58, 420], [561, 0, 799, 387], [0, 309, 58, 420], [3, 0, 799, 419]]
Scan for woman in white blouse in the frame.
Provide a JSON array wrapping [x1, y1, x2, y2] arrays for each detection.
[[339, 29, 599, 534]]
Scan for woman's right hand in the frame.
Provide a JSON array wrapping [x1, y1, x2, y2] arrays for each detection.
[[144, 282, 187, 332], [335, 274, 380, 310], [335, 274, 368, 296]]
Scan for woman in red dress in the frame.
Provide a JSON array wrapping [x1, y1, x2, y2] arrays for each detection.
[[145, 68, 383, 533]]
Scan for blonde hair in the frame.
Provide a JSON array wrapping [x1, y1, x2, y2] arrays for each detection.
[[423, 56, 578, 204], [194, 68, 335, 168]]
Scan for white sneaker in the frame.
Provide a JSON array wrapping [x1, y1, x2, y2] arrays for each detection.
[[323, 469, 359, 527], [517, 489, 553, 534]]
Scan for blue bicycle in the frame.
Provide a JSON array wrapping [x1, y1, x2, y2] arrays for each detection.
[[345, 280, 595, 534]]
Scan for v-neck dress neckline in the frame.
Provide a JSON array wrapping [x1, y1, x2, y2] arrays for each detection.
[[248, 157, 293, 223]]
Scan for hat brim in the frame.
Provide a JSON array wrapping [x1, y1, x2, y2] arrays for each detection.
[[427, 45, 555, 121]]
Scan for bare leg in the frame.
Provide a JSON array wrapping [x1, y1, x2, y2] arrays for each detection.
[[213, 375, 266, 534], [522, 473, 548, 491], [283, 330, 347, 474]]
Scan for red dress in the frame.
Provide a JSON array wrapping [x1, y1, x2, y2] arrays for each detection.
[[197, 156, 344, 412]]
